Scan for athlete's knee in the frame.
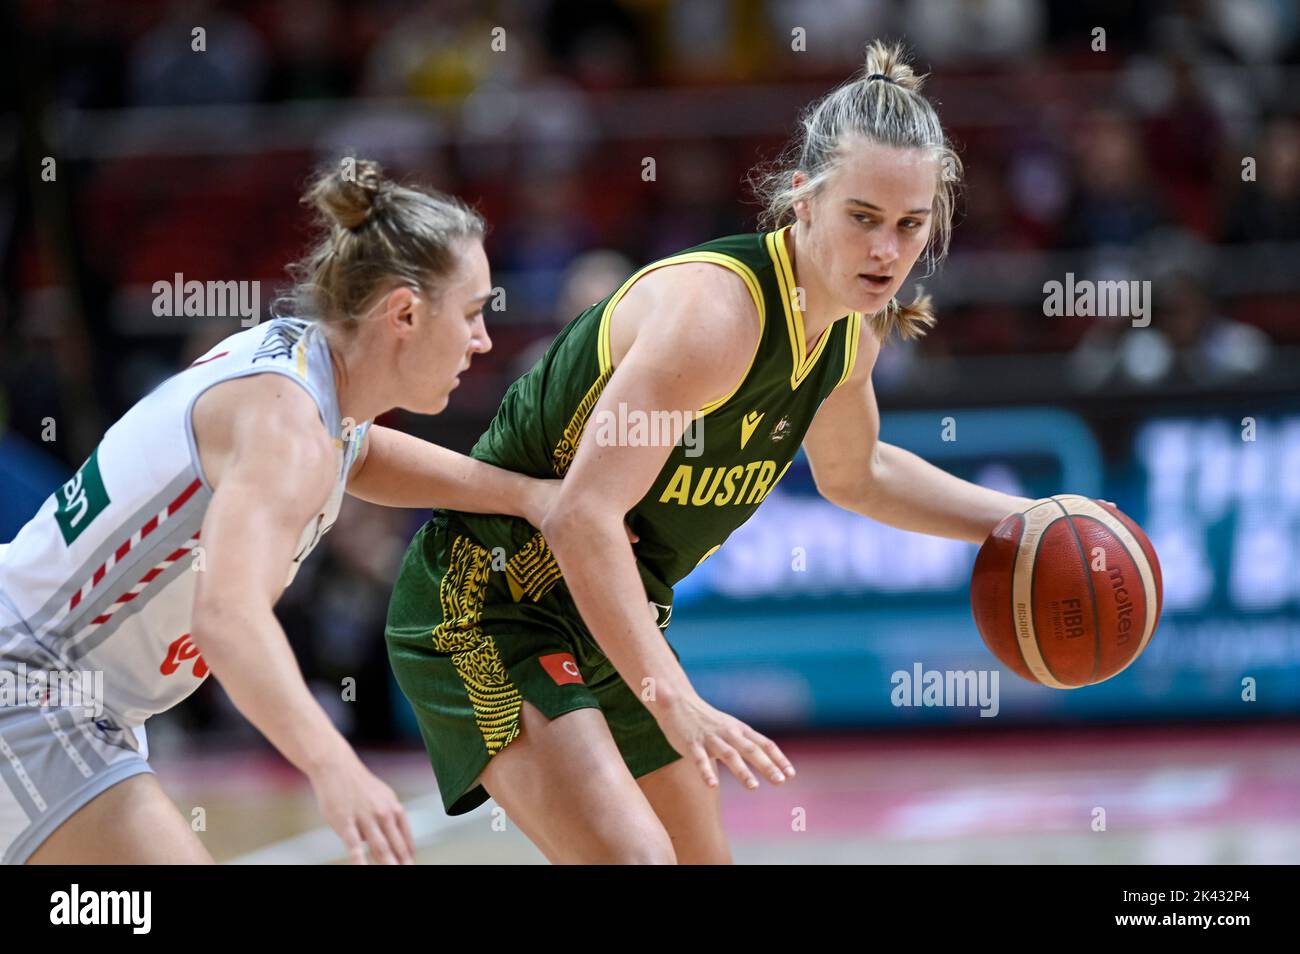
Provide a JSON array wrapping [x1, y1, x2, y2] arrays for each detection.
[[559, 813, 676, 865], [599, 831, 677, 865]]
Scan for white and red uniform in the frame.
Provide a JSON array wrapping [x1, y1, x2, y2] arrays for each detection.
[[0, 318, 369, 863]]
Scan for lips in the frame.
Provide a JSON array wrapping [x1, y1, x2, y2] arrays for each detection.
[[859, 273, 893, 290]]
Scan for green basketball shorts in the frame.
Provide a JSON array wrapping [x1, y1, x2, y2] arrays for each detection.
[[385, 511, 681, 815]]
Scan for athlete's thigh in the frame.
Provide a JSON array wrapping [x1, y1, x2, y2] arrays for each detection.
[[637, 756, 732, 864], [478, 701, 676, 864], [27, 772, 213, 864]]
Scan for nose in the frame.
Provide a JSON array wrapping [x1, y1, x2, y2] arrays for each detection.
[[472, 315, 492, 355], [868, 234, 899, 267]]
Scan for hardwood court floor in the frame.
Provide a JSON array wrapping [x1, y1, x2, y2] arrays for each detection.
[[146, 723, 1300, 864]]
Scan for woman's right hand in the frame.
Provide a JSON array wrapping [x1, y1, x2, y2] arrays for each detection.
[[653, 692, 794, 791], [308, 751, 415, 865]]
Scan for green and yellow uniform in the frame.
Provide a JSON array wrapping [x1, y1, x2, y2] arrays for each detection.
[[386, 225, 864, 813]]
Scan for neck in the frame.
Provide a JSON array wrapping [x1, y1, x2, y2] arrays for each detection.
[[322, 325, 388, 428], [785, 221, 846, 351]]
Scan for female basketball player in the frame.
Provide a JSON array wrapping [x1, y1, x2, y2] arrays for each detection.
[[0, 161, 560, 865], [385, 42, 1043, 863]]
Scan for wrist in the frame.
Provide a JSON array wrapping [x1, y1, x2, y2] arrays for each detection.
[[643, 678, 696, 715], [298, 733, 356, 780], [526, 483, 548, 527]]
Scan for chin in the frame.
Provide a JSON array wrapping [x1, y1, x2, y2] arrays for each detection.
[[405, 393, 451, 416], [860, 288, 897, 313]]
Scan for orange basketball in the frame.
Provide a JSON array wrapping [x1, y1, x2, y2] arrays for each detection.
[[970, 495, 1163, 688]]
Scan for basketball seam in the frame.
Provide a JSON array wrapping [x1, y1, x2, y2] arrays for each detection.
[[998, 514, 1032, 683], [1027, 510, 1069, 686], [1072, 512, 1148, 673], [1055, 496, 1160, 675], [1049, 495, 1103, 685]]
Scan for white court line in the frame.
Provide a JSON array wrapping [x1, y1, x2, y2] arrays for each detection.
[[227, 793, 495, 865]]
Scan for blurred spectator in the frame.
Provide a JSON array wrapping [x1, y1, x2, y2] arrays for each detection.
[[1222, 117, 1300, 243], [360, 0, 509, 100], [129, 0, 268, 106], [512, 248, 634, 379], [494, 170, 599, 324], [1068, 245, 1272, 391], [1206, 0, 1300, 64], [904, 0, 1045, 66], [264, 0, 350, 101], [643, 142, 748, 260], [1158, 270, 1272, 382], [763, 0, 894, 72], [1058, 110, 1169, 248], [544, 0, 648, 87], [1140, 53, 1225, 231]]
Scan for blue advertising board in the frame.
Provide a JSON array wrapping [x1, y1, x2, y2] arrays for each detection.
[[671, 405, 1300, 726]]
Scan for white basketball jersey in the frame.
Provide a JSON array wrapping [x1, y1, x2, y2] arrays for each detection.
[[0, 318, 370, 732]]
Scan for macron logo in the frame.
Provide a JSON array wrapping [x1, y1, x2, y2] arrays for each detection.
[[50, 884, 151, 934]]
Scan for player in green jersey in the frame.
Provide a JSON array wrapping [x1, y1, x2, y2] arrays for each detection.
[[386, 41, 1035, 862]]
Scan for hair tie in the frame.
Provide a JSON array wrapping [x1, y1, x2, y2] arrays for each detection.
[[866, 73, 895, 84]]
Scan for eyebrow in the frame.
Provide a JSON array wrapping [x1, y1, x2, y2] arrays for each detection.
[[845, 199, 931, 216], [467, 292, 492, 308]]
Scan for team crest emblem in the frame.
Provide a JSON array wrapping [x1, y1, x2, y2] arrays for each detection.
[[770, 415, 792, 442]]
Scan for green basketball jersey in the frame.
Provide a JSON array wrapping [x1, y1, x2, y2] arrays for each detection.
[[453, 225, 864, 613]]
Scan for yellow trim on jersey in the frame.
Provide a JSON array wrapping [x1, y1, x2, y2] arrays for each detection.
[[835, 311, 863, 388], [766, 227, 840, 391], [294, 334, 309, 379], [595, 251, 766, 418]]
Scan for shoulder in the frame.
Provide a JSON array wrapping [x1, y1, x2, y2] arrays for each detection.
[[608, 256, 761, 370], [193, 373, 335, 494], [637, 257, 760, 323]]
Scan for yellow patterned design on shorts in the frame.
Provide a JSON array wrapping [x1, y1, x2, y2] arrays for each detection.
[[506, 531, 563, 602], [551, 368, 612, 476], [432, 534, 522, 754]]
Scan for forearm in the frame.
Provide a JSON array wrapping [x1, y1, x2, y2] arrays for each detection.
[[852, 442, 1032, 544], [190, 605, 354, 776], [349, 426, 542, 521], [543, 508, 695, 707]]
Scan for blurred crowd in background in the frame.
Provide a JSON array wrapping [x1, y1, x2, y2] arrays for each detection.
[[1, 0, 1297, 748]]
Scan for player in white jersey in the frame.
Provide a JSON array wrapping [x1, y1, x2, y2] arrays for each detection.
[[0, 159, 553, 864]]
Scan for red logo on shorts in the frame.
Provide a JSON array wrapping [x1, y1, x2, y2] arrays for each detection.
[[161, 633, 209, 679], [539, 653, 583, 686]]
